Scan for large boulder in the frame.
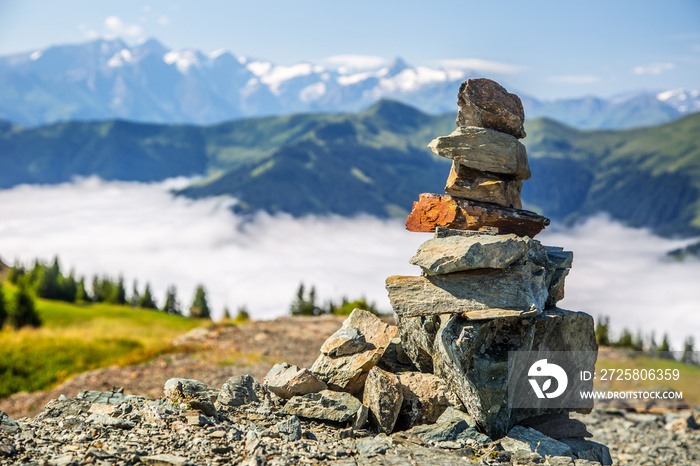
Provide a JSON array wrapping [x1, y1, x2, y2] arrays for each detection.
[[405, 193, 549, 237], [428, 126, 530, 180], [456, 78, 526, 139], [311, 309, 397, 394], [397, 308, 597, 438]]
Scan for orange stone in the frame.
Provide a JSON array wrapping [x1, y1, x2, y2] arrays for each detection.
[[405, 193, 549, 237]]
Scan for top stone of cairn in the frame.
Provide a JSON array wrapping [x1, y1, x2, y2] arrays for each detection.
[[456, 78, 526, 139]]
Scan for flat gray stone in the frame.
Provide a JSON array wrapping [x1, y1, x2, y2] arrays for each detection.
[[86, 414, 135, 429], [428, 126, 530, 180], [275, 415, 302, 441], [164, 378, 218, 416], [387, 262, 548, 319], [501, 425, 573, 458], [0, 410, 19, 434], [141, 453, 193, 466], [321, 327, 367, 356], [282, 389, 362, 423], [263, 362, 327, 399], [218, 374, 267, 407], [560, 438, 613, 465], [401, 407, 491, 445], [409, 233, 532, 275]]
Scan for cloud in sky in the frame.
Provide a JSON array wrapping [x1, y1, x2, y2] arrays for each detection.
[[318, 54, 388, 71], [104, 15, 143, 38], [548, 75, 602, 84], [632, 62, 676, 75], [435, 58, 526, 74], [0, 179, 698, 350]]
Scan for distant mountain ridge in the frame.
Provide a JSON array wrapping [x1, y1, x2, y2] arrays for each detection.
[[1, 100, 698, 237], [1, 38, 698, 129]]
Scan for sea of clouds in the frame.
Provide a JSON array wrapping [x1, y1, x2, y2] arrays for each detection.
[[1, 178, 698, 349]]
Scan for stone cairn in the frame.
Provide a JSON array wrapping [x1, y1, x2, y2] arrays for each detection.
[[256, 80, 608, 462], [0, 79, 612, 465], [386, 78, 600, 439]]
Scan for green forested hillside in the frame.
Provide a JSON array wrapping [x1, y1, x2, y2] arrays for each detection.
[[523, 113, 700, 236], [1, 102, 698, 236]]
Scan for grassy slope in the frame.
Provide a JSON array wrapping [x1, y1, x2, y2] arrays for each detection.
[[596, 350, 700, 406], [0, 283, 201, 398]]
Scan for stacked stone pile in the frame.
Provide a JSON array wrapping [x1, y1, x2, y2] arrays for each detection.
[[387, 78, 600, 439], [0, 79, 614, 466]]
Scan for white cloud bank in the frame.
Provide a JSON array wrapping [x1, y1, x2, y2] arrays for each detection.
[[632, 62, 675, 75], [436, 58, 526, 74], [0, 179, 698, 349], [548, 75, 602, 84], [104, 16, 143, 38]]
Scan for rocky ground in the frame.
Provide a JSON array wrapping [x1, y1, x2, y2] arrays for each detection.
[[1, 316, 699, 465]]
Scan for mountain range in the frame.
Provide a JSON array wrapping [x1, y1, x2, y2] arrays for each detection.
[[1, 38, 698, 130], [1, 100, 698, 237]]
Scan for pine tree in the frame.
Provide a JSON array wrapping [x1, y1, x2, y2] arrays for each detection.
[[233, 305, 250, 324], [108, 276, 127, 305], [36, 259, 59, 300], [139, 283, 157, 309], [129, 280, 140, 307], [162, 285, 181, 315], [595, 316, 611, 347], [59, 271, 78, 303], [7, 260, 24, 284], [290, 283, 318, 316], [681, 336, 696, 366], [10, 284, 41, 328], [222, 306, 231, 320], [615, 329, 634, 349], [91, 275, 103, 302], [657, 334, 674, 360], [0, 282, 7, 329], [189, 284, 210, 319], [75, 278, 88, 303], [648, 332, 658, 354]]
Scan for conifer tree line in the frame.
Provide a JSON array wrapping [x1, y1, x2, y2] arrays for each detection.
[[595, 316, 698, 366], [289, 282, 381, 317], [2, 257, 212, 326]]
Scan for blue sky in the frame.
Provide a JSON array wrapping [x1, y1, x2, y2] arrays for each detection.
[[0, 0, 698, 99]]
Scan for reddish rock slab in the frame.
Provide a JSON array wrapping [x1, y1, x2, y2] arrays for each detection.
[[456, 78, 526, 139], [405, 193, 549, 237]]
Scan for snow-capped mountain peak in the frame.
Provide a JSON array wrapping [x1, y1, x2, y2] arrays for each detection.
[[0, 37, 697, 128], [657, 88, 700, 113]]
